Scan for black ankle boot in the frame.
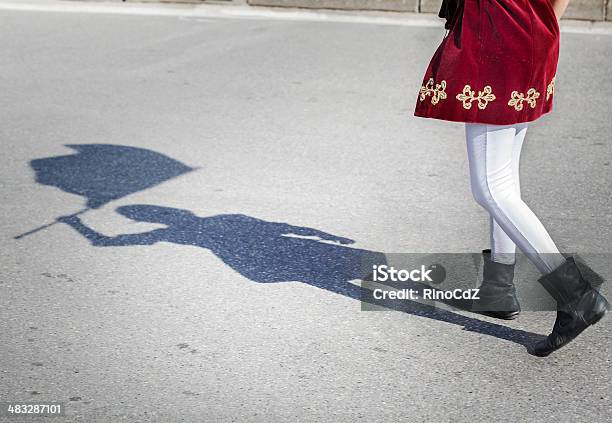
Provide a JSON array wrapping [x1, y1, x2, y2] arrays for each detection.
[[473, 249, 521, 320], [533, 257, 610, 357]]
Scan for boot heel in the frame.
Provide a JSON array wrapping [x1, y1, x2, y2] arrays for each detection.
[[587, 292, 610, 324], [589, 308, 606, 326], [589, 299, 609, 326]]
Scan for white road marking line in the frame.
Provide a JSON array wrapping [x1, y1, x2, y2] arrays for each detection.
[[0, 0, 611, 34]]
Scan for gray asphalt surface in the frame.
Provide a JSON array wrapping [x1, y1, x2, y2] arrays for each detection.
[[1, 4, 611, 422]]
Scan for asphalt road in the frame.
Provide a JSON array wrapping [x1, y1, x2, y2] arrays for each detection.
[[1, 3, 611, 422]]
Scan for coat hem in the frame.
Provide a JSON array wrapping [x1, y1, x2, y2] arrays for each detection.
[[413, 108, 553, 125]]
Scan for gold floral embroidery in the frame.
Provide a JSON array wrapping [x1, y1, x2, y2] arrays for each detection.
[[546, 77, 555, 100], [456, 84, 496, 110], [419, 78, 448, 105], [508, 88, 540, 111]]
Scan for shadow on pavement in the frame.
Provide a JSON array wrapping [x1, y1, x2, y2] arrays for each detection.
[[28, 144, 545, 352]]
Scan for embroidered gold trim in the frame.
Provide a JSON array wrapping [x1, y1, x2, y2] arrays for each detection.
[[419, 78, 448, 105], [456, 84, 496, 110], [508, 88, 540, 111], [546, 77, 555, 101]]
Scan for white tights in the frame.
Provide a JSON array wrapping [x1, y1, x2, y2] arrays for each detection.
[[465, 123, 566, 274]]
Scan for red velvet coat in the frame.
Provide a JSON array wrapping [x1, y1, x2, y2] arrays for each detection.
[[414, 0, 560, 124]]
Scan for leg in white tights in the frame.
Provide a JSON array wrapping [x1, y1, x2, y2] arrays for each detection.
[[488, 123, 526, 265], [465, 123, 566, 274]]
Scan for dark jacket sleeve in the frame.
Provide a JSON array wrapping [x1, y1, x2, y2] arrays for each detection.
[[438, 0, 460, 30]]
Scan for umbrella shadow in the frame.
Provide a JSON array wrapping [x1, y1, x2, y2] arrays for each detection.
[[58, 204, 545, 351], [31, 144, 195, 209], [14, 144, 196, 240]]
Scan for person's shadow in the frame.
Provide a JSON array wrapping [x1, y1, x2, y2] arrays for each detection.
[[58, 205, 545, 352], [26, 143, 543, 352]]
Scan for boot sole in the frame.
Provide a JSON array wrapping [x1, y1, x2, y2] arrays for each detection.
[[479, 310, 520, 320]]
